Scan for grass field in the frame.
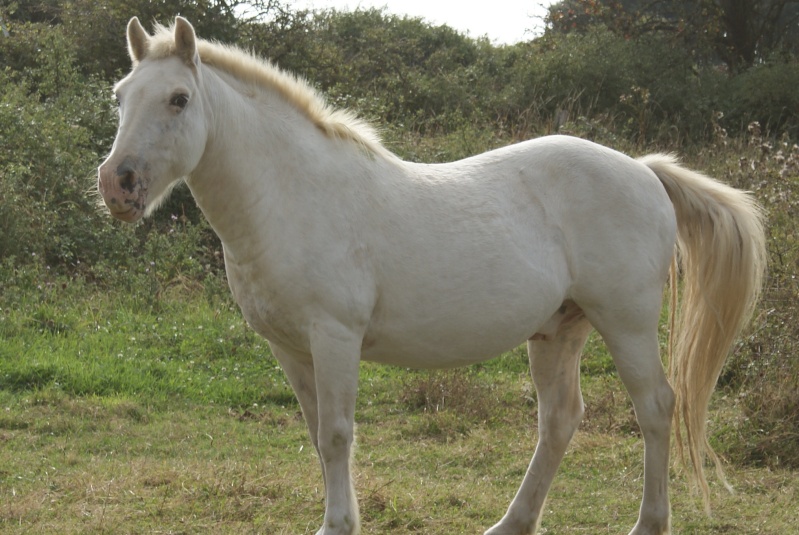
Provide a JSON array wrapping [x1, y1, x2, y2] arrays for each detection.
[[1, 285, 797, 534]]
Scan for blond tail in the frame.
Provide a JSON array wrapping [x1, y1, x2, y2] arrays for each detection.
[[639, 154, 767, 512]]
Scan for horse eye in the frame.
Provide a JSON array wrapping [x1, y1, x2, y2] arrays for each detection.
[[170, 94, 189, 109]]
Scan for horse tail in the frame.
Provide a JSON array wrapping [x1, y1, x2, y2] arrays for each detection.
[[638, 154, 767, 512]]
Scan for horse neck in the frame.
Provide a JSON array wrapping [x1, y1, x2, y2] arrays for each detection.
[[185, 66, 387, 254]]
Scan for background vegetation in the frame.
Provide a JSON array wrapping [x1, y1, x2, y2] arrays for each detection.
[[1, 0, 797, 532]]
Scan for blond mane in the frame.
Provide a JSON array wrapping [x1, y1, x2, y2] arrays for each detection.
[[145, 23, 388, 157]]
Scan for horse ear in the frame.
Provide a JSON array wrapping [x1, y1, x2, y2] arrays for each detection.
[[174, 17, 200, 67], [127, 17, 149, 64]]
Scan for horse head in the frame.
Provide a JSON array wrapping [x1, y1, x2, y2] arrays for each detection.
[[98, 17, 207, 222]]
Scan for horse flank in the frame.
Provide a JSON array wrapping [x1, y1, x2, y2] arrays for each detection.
[[142, 22, 388, 157]]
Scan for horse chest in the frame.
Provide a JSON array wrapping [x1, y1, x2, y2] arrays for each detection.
[[225, 262, 311, 352]]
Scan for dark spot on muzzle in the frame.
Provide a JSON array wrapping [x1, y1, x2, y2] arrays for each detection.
[[117, 157, 139, 193], [125, 198, 145, 211]]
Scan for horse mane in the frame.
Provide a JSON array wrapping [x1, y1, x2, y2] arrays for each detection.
[[146, 23, 389, 157]]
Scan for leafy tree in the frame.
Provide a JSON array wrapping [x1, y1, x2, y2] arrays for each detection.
[[1, 0, 282, 78], [708, 0, 799, 69], [546, 0, 799, 70], [1, 0, 798, 275], [293, 8, 485, 132]]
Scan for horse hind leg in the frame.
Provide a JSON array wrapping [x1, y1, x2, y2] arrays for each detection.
[[485, 305, 593, 535], [585, 297, 675, 535]]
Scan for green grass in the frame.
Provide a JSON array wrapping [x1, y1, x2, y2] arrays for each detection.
[[1, 285, 797, 534], [0, 283, 295, 408]]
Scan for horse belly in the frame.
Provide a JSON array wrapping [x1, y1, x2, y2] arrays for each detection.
[[360, 308, 549, 368], [360, 267, 566, 369]]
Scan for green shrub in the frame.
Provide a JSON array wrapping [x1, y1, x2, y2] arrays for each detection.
[[726, 62, 799, 137], [0, 26, 115, 267]]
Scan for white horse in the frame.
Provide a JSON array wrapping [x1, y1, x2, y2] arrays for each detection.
[[98, 17, 766, 535]]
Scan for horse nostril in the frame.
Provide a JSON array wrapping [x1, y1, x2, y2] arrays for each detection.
[[116, 159, 138, 193], [119, 170, 137, 193]]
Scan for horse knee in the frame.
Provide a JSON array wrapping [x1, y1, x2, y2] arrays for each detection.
[[319, 428, 353, 463]]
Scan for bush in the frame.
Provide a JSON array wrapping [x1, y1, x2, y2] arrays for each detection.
[[0, 26, 110, 267], [726, 62, 799, 137]]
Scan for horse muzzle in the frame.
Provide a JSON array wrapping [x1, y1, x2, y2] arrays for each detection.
[[98, 156, 148, 223]]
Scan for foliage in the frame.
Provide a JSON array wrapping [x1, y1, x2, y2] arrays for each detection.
[[0, 10, 226, 272], [0, 24, 116, 267], [293, 8, 489, 134], [546, 0, 799, 71], [1, 0, 249, 78], [727, 61, 799, 136]]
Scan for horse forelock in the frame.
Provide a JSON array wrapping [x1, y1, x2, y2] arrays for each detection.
[[144, 23, 387, 157]]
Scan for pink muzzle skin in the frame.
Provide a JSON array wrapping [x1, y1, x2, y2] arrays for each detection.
[[97, 157, 147, 223]]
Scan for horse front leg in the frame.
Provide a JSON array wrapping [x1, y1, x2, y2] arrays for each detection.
[[271, 344, 324, 478], [309, 321, 362, 535]]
